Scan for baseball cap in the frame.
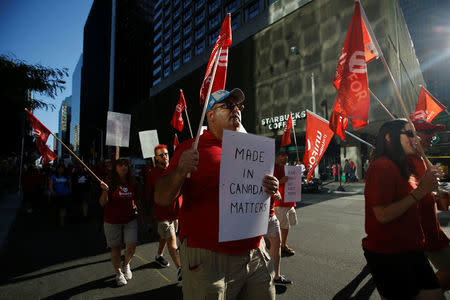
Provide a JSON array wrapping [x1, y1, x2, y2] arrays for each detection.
[[206, 88, 245, 111], [412, 119, 446, 132], [276, 147, 289, 155]]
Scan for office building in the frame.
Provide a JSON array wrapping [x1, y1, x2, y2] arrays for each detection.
[[58, 96, 72, 157], [71, 55, 82, 155]]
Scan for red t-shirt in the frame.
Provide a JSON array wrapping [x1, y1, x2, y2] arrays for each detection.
[[163, 130, 261, 255], [104, 184, 138, 224], [273, 164, 296, 208], [408, 155, 450, 251], [145, 166, 181, 222], [362, 156, 424, 254]]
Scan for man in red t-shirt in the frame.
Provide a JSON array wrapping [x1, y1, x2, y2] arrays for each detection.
[[144, 144, 182, 280], [274, 148, 297, 256], [155, 88, 278, 299], [411, 119, 450, 289]]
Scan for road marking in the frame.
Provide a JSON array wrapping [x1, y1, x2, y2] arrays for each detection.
[[133, 253, 171, 283]]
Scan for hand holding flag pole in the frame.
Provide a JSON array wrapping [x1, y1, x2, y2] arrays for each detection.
[[25, 109, 108, 188]]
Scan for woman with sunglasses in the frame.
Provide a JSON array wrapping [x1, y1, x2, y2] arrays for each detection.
[[362, 119, 444, 299], [99, 158, 141, 286]]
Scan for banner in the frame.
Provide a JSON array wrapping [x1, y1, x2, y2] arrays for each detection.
[[219, 130, 274, 242], [304, 111, 334, 183], [412, 86, 446, 122], [281, 112, 293, 147], [105, 111, 131, 147], [138, 130, 159, 159], [171, 90, 186, 132], [25, 109, 57, 164]]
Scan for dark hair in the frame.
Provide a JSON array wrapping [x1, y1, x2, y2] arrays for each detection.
[[374, 119, 410, 179], [107, 159, 137, 191]]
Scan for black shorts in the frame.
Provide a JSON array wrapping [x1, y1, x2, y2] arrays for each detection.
[[363, 249, 440, 299]]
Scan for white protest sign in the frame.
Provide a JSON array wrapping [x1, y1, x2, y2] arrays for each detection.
[[138, 130, 159, 159], [200, 126, 207, 135], [219, 130, 274, 242], [284, 165, 302, 203], [105, 111, 131, 147]]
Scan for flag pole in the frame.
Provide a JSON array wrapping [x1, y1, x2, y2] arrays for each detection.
[[25, 109, 105, 185], [290, 113, 300, 163], [193, 47, 221, 150], [369, 89, 395, 120], [184, 109, 194, 138]]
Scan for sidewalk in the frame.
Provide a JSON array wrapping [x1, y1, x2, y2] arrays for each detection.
[[0, 190, 22, 251], [322, 179, 365, 194]]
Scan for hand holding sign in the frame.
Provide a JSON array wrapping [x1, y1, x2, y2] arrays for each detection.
[[262, 174, 279, 195]]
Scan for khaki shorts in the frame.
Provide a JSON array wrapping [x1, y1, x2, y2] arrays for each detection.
[[103, 219, 138, 248], [180, 238, 275, 300], [265, 215, 280, 238], [274, 206, 297, 229], [426, 244, 450, 271], [157, 220, 178, 239]]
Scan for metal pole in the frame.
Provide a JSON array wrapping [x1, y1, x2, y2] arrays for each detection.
[[311, 73, 316, 113]]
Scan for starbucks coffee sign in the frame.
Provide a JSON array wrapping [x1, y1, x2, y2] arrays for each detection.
[[261, 111, 306, 130]]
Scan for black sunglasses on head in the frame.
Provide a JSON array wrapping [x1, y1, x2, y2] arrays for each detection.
[[400, 130, 414, 137]]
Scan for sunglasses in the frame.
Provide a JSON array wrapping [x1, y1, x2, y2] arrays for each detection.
[[213, 101, 244, 111], [400, 130, 414, 137], [156, 152, 169, 158]]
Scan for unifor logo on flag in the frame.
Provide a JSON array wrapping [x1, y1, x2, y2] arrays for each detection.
[[329, 1, 376, 140], [171, 89, 187, 132], [411, 86, 446, 123], [303, 111, 334, 183], [25, 109, 57, 164], [281, 112, 293, 147], [200, 13, 231, 105]]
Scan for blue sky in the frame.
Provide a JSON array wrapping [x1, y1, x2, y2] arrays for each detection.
[[0, 0, 94, 149]]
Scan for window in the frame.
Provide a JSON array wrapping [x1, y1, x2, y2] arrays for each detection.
[[209, 13, 220, 29], [164, 31, 171, 41], [183, 50, 192, 63], [195, 0, 206, 11], [184, 22, 192, 35], [173, 45, 181, 57], [153, 65, 161, 76], [184, 0, 193, 9], [245, 1, 260, 22], [209, 29, 219, 45], [231, 13, 241, 30], [164, 7, 171, 18], [173, 19, 181, 32], [153, 31, 162, 42], [183, 36, 192, 49], [153, 54, 162, 64], [195, 25, 205, 40], [154, 19, 163, 31], [153, 77, 161, 86], [225, 0, 240, 14], [164, 55, 170, 65], [209, 0, 220, 13], [195, 40, 206, 56], [183, 9, 192, 23], [164, 19, 171, 30], [173, 7, 181, 19], [154, 8, 163, 20], [164, 68, 170, 77], [154, 0, 162, 10], [173, 31, 181, 44], [195, 10, 206, 26], [164, 43, 171, 53], [174, 0, 181, 6], [173, 58, 181, 71], [153, 41, 162, 53]]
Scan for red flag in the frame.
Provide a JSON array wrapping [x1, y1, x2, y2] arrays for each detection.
[[173, 133, 179, 151], [171, 89, 187, 132], [200, 14, 231, 105], [330, 1, 372, 139], [25, 109, 57, 164], [281, 113, 293, 147], [411, 86, 446, 122], [303, 112, 335, 183]]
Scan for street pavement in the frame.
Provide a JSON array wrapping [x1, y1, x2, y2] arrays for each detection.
[[1, 181, 450, 299]]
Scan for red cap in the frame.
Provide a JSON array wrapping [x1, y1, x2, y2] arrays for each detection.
[[412, 119, 446, 132]]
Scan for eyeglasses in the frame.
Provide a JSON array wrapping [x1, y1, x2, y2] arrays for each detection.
[[400, 130, 414, 137], [213, 102, 244, 111], [156, 152, 169, 158]]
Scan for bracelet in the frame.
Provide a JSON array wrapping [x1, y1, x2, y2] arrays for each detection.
[[410, 192, 419, 202]]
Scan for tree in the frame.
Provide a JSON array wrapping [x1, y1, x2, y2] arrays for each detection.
[[0, 55, 68, 158]]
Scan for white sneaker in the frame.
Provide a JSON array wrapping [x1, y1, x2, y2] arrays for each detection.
[[115, 272, 127, 286], [122, 263, 132, 280]]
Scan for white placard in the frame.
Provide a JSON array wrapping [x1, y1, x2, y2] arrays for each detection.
[[219, 130, 275, 242], [284, 165, 302, 203], [200, 126, 207, 135], [105, 111, 131, 147], [138, 130, 159, 159]]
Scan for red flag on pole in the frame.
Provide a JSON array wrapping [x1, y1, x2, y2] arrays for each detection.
[[25, 109, 57, 164], [171, 89, 187, 132], [281, 113, 293, 147], [411, 86, 446, 122], [330, 1, 374, 140], [173, 133, 179, 151], [303, 111, 335, 183], [199, 14, 231, 105]]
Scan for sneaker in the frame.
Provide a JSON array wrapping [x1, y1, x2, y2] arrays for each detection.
[[274, 275, 293, 285], [122, 263, 132, 280], [177, 267, 182, 281], [115, 272, 127, 286], [155, 255, 170, 268], [281, 246, 295, 256]]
